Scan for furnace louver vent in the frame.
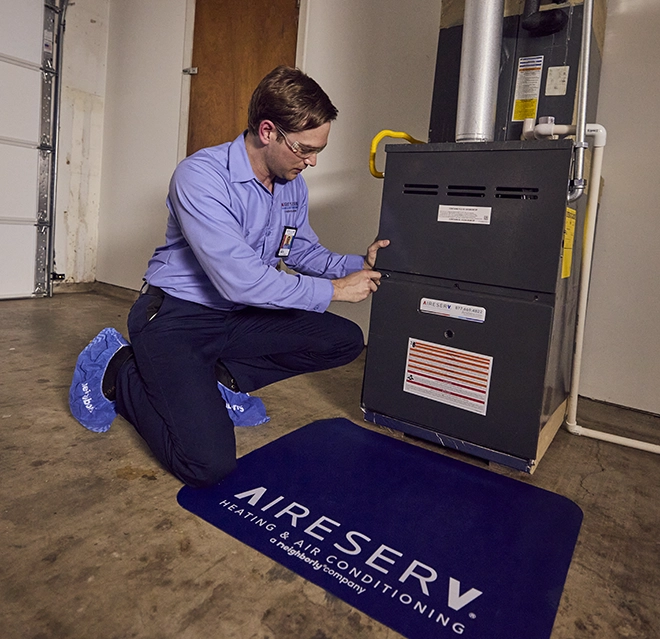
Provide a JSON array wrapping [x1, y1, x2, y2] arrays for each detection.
[[495, 186, 539, 200], [403, 183, 439, 196], [446, 185, 486, 198]]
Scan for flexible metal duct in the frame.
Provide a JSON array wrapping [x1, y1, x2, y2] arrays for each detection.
[[455, 0, 505, 143]]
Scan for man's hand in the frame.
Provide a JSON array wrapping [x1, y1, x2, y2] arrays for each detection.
[[364, 239, 390, 269], [332, 270, 382, 303]]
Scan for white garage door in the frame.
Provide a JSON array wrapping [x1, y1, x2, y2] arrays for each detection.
[[0, 1, 65, 299]]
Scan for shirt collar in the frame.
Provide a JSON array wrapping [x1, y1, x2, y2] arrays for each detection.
[[227, 130, 301, 194], [228, 131, 257, 184]]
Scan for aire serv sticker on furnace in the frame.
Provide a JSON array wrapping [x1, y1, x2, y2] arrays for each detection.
[[420, 297, 486, 323], [404, 338, 493, 415]]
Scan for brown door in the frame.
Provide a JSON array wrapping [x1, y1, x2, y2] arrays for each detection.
[[187, 0, 300, 155]]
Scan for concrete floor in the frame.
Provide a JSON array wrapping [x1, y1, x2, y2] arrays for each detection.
[[1, 289, 659, 639]]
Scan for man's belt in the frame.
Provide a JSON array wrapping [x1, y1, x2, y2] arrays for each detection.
[[143, 283, 165, 298]]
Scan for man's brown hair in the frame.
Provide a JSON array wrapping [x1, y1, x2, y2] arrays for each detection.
[[247, 66, 338, 135]]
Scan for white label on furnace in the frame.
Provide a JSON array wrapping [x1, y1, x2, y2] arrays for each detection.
[[420, 298, 486, 323], [546, 66, 569, 96], [437, 205, 491, 225], [404, 338, 493, 416]]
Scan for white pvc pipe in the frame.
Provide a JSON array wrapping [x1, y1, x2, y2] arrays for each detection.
[[565, 124, 660, 456], [534, 123, 575, 139], [566, 423, 660, 454]]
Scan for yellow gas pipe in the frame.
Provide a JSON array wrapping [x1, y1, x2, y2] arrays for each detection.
[[369, 130, 425, 178]]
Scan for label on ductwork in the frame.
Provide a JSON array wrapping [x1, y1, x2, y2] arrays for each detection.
[[404, 338, 493, 416], [420, 297, 486, 323], [437, 205, 491, 225], [512, 55, 544, 121]]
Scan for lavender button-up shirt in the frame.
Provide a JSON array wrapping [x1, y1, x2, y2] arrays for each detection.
[[145, 133, 364, 312]]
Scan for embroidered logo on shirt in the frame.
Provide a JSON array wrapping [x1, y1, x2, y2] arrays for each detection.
[[281, 201, 299, 215]]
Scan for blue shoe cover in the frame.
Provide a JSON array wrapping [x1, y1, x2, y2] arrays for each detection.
[[69, 328, 129, 433], [218, 383, 270, 427]]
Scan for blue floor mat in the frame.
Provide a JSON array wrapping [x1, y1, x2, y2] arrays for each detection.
[[178, 418, 582, 639]]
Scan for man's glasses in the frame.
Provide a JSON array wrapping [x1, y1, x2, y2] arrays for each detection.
[[276, 126, 325, 160]]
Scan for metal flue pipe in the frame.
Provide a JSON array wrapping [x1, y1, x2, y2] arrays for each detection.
[[455, 0, 505, 143]]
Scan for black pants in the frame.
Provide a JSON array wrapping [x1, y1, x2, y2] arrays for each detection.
[[115, 291, 364, 487]]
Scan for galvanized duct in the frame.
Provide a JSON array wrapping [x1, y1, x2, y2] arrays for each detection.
[[455, 0, 505, 143]]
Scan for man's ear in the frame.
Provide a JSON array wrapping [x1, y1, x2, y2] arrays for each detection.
[[258, 120, 277, 146]]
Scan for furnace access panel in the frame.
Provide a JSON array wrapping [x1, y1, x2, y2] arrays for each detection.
[[361, 140, 579, 469]]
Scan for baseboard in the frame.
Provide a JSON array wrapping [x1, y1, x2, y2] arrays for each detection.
[[53, 280, 139, 302]]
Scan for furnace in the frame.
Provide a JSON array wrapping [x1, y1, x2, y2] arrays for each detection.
[[361, 0, 603, 471]]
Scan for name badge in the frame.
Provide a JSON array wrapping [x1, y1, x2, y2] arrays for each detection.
[[276, 226, 297, 257]]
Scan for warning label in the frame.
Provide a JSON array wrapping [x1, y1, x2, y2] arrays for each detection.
[[561, 207, 576, 279], [512, 55, 544, 122], [403, 338, 493, 416]]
